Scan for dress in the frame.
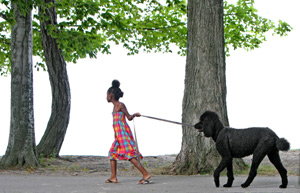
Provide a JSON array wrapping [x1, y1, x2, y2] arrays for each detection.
[[108, 111, 143, 160]]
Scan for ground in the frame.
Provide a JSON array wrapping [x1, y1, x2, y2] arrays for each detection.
[[0, 150, 298, 177], [0, 151, 299, 193]]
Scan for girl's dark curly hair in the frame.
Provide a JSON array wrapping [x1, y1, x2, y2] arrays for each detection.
[[107, 80, 124, 100]]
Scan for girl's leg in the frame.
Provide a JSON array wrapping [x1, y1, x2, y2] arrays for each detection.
[[106, 160, 118, 183], [130, 158, 151, 183]]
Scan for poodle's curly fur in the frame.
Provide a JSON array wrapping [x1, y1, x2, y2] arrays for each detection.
[[194, 111, 290, 188]]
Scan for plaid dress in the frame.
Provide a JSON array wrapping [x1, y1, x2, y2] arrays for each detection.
[[108, 112, 143, 160]]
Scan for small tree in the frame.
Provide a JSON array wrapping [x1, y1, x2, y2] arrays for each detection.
[[1, 0, 39, 167], [35, 0, 71, 157]]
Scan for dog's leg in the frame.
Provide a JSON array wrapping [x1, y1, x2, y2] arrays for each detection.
[[241, 147, 268, 188], [214, 157, 230, 187], [223, 159, 234, 187], [267, 150, 288, 188]]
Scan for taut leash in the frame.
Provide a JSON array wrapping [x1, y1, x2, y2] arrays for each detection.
[[141, 115, 194, 128], [132, 115, 193, 166]]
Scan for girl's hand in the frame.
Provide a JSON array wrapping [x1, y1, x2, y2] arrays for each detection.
[[134, 113, 141, 117]]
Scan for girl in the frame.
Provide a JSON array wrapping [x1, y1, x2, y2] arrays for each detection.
[[105, 80, 151, 184]]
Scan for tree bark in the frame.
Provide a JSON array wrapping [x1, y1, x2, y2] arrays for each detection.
[[1, 2, 39, 167], [172, 0, 245, 174], [36, 0, 71, 157]]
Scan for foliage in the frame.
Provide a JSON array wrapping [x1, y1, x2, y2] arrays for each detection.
[[0, 0, 292, 75], [1, 0, 186, 74], [0, 0, 36, 75], [224, 0, 292, 55], [0, 0, 12, 75], [39, 0, 187, 61]]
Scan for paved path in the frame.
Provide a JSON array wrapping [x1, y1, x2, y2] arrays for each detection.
[[0, 175, 299, 193]]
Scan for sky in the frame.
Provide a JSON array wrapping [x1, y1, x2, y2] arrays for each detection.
[[0, 0, 299, 156]]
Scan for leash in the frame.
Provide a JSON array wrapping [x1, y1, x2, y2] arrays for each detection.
[[132, 119, 141, 166], [132, 115, 193, 166], [141, 115, 194, 128]]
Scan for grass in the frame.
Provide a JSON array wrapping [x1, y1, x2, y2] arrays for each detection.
[[151, 164, 174, 175], [151, 162, 298, 176], [290, 149, 300, 151], [225, 164, 298, 176], [232, 164, 277, 176]]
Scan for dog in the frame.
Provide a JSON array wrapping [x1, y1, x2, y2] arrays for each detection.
[[194, 111, 290, 188]]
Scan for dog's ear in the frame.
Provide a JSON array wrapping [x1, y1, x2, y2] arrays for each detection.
[[203, 117, 215, 137], [200, 111, 208, 121], [200, 111, 218, 137]]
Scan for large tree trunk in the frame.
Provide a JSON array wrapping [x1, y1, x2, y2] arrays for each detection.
[[172, 0, 244, 174], [1, 2, 39, 167], [36, 0, 71, 157]]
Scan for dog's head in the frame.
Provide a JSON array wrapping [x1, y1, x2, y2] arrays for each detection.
[[194, 111, 222, 138]]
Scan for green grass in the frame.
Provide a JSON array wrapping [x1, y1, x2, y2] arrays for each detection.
[[228, 164, 297, 176]]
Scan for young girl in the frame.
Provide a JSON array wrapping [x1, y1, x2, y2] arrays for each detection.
[[105, 80, 151, 184]]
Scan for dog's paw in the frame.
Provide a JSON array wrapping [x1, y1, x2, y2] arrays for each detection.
[[279, 184, 287, 188], [223, 183, 232, 188], [241, 183, 249, 188]]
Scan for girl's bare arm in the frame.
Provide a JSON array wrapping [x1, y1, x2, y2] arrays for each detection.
[[120, 103, 140, 121]]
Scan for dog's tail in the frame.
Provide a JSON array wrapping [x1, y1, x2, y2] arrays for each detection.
[[276, 138, 290, 151]]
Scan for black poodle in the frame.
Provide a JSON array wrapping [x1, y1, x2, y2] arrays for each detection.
[[194, 111, 290, 188]]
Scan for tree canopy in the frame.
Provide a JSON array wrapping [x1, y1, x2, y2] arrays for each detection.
[[0, 0, 292, 74], [0, 0, 187, 75], [224, 0, 292, 54]]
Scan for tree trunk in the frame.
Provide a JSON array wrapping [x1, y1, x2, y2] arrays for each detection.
[[36, 0, 71, 157], [1, 2, 39, 167], [172, 0, 245, 174]]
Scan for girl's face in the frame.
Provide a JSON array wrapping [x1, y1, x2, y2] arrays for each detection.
[[107, 92, 113, 103]]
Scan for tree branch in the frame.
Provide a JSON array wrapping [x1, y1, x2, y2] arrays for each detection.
[[140, 23, 186, 31]]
